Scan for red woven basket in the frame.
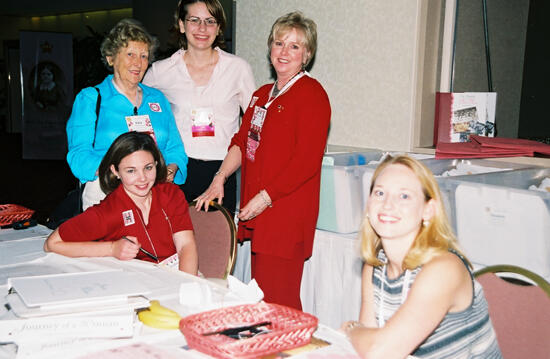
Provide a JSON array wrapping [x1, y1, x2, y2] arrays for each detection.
[[0, 204, 34, 227], [180, 302, 318, 359]]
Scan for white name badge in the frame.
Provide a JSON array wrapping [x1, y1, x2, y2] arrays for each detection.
[[125, 114, 156, 142], [122, 210, 135, 226]]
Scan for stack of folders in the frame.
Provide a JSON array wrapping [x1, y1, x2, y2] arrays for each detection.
[[1, 270, 151, 346]]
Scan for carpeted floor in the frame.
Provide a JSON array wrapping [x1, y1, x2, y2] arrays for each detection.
[[0, 132, 75, 225]]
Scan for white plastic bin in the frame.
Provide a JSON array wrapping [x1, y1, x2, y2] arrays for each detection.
[[421, 159, 533, 231], [316, 150, 383, 233], [317, 151, 434, 234], [447, 167, 550, 281]]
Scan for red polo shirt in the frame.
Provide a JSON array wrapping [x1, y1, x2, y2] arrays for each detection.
[[59, 183, 193, 262]]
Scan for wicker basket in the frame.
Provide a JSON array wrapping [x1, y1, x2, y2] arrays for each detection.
[[180, 302, 318, 359], [0, 204, 35, 227]]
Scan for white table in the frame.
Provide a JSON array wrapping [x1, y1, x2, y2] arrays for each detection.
[[301, 230, 363, 329], [231, 229, 364, 330], [0, 225, 362, 359]]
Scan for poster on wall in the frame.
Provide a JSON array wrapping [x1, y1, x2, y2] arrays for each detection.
[[433, 92, 497, 146], [20, 31, 73, 160]]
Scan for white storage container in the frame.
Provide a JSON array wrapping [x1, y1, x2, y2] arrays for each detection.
[[448, 168, 550, 281], [360, 158, 526, 229], [317, 151, 434, 234], [422, 159, 533, 231], [316, 150, 383, 233]]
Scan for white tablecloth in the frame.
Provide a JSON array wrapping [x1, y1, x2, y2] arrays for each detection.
[[230, 229, 364, 330], [0, 225, 362, 359], [301, 230, 363, 329]]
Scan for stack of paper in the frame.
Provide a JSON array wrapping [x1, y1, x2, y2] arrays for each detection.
[[436, 135, 550, 159], [6, 270, 150, 317], [1, 270, 154, 358]]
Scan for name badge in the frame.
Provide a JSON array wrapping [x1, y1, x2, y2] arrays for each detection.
[[125, 114, 156, 142], [251, 106, 267, 131], [191, 107, 215, 137], [246, 130, 260, 162], [122, 210, 135, 226]]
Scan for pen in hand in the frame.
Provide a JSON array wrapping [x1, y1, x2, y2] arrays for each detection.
[[123, 236, 158, 262]]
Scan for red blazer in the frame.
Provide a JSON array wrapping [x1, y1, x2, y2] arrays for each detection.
[[231, 75, 331, 259]]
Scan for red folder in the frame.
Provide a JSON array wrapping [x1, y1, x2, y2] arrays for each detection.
[[433, 92, 452, 146], [435, 135, 550, 159]]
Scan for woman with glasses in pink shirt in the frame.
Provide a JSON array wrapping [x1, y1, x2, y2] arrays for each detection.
[[143, 0, 255, 217]]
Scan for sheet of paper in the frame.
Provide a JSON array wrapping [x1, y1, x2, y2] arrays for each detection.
[[0, 238, 47, 266], [78, 343, 184, 359], [0, 313, 134, 341], [14, 337, 115, 359], [8, 270, 150, 308], [0, 225, 51, 242], [0, 263, 64, 286]]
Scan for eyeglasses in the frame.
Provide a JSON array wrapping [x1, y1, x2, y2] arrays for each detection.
[[185, 17, 218, 27]]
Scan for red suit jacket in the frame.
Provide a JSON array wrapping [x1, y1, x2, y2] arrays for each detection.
[[231, 75, 331, 259]]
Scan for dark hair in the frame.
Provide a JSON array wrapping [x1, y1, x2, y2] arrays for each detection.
[[100, 18, 159, 70], [175, 0, 226, 50], [98, 132, 167, 194]]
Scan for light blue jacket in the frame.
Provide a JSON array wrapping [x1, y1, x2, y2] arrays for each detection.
[[66, 75, 188, 184]]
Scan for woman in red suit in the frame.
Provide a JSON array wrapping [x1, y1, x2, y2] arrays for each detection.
[[196, 11, 331, 309]]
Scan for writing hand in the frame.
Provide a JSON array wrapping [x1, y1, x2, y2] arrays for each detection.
[[111, 236, 140, 260]]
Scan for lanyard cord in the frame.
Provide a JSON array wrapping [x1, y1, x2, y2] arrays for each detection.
[[264, 71, 308, 110], [134, 207, 173, 264], [135, 209, 159, 263], [378, 265, 411, 328]]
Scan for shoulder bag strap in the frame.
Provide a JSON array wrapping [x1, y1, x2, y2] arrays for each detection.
[[92, 87, 101, 148], [80, 87, 102, 212]]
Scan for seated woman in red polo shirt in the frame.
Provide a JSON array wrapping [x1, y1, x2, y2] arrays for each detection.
[[44, 131, 198, 275]]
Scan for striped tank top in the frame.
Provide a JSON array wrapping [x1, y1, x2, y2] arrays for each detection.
[[373, 250, 502, 359]]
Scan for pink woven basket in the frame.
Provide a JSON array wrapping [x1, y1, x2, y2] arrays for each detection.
[[0, 204, 34, 227], [180, 302, 318, 359]]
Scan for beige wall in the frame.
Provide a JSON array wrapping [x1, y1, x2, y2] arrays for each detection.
[[235, 0, 443, 151]]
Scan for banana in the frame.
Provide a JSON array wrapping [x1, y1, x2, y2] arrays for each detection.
[[137, 300, 182, 330], [149, 300, 180, 318], [138, 309, 181, 330]]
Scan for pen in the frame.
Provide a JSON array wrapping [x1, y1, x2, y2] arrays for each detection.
[[123, 236, 158, 262]]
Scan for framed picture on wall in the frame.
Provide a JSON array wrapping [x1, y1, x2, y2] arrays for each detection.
[[20, 31, 73, 160]]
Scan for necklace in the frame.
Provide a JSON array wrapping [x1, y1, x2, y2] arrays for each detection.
[[271, 82, 281, 98]]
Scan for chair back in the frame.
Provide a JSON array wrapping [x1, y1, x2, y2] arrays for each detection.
[[188, 200, 237, 279], [474, 265, 550, 359]]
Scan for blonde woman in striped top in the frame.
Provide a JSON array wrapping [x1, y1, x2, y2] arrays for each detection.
[[342, 155, 502, 359]]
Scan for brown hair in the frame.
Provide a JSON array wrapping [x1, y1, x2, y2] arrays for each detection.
[[175, 0, 226, 50], [98, 132, 167, 194]]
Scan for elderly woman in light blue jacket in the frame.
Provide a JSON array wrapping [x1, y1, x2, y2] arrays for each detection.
[[66, 19, 187, 210]]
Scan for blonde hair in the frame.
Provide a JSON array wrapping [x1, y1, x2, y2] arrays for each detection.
[[267, 11, 317, 67], [360, 155, 469, 270]]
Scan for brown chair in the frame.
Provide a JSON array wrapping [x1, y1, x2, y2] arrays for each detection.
[[474, 265, 550, 359], [188, 200, 237, 280]]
